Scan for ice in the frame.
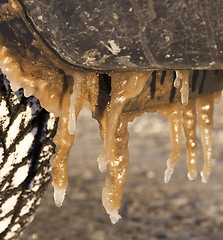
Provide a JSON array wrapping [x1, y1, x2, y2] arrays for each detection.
[[109, 209, 121, 225], [53, 185, 66, 207], [164, 160, 175, 183]]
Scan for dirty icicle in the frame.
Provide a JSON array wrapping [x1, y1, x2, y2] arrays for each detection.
[[52, 115, 75, 207], [197, 94, 214, 184], [174, 70, 181, 88], [2, 0, 223, 227], [51, 72, 87, 207], [97, 71, 152, 173], [157, 102, 182, 183], [102, 114, 129, 225], [174, 70, 190, 105], [182, 99, 198, 181], [97, 71, 152, 224], [68, 73, 86, 134]]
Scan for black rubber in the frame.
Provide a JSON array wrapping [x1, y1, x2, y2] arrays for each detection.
[[18, 0, 223, 70]]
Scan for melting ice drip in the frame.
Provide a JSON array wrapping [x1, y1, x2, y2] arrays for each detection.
[[162, 71, 220, 185], [158, 94, 217, 184], [174, 70, 190, 105], [1, 47, 222, 223], [0, 1, 222, 224], [97, 71, 152, 224]]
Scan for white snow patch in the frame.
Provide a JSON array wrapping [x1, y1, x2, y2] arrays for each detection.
[[0, 147, 4, 165], [19, 197, 36, 216], [0, 100, 10, 131], [1, 182, 9, 192], [42, 145, 49, 152], [47, 113, 56, 130], [0, 216, 12, 233], [4, 224, 20, 239], [5, 106, 32, 149], [0, 156, 13, 181], [0, 194, 19, 218], [0, 128, 37, 181], [5, 231, 16, 239], [31, 184, 40, 192], [11, 223, 20, 232], [11, 165, 29, 188]]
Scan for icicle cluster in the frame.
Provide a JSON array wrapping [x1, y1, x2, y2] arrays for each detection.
[[158, 93, 219, 184], [1, 0, 223, 225]]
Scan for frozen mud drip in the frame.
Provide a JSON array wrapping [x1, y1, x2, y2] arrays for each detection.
[[1, 0, 223, 225]]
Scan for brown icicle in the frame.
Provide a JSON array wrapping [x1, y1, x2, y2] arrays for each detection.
[[182, 99, 198, 181], [197, 94, 214, 184]]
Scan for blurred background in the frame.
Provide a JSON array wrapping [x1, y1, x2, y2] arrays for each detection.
[[20, 102, 223, 240]]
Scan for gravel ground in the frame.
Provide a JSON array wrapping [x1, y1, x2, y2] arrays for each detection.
[[20, 102, 223, 240]]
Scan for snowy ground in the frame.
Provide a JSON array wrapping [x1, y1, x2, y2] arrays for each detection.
[[20, 103, 223, 240]]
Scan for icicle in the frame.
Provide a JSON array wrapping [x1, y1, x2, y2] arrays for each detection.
[[182, 99, 197, 181], [68, 73, 85, 134], [68, 92, 77, 134], [0, 1, 221, 219], [173, 70, 190, 105], [157, 102, 182, 183], [108, 210, 121, 225], [51, 72, 87, 207], [101, 115, 129, 225], [51, 114, 75, 207], [53, 183, 66, 207], [180, 70, 190, 105], [197, 94, 214, 184], [0, 47, 21, 92], [164, 161, 175, 183], [97, 71, 152, 172], [174, 70, 181, 88]]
